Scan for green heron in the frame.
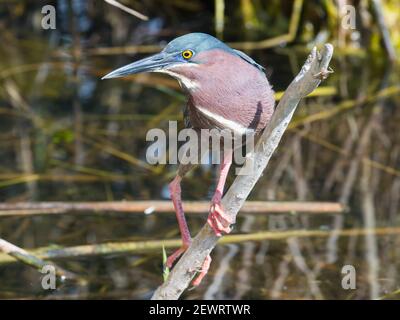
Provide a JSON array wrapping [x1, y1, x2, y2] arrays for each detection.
[[103, 33, 275, 285]]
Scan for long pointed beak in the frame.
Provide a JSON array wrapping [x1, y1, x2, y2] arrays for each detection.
[[102, 52, 178, 79]]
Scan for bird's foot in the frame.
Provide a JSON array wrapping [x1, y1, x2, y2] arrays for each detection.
[[207, 195, 234, 237], [167, 245, 211, 287], [166, 242, 191, 269], [191, 255, 212, 287]]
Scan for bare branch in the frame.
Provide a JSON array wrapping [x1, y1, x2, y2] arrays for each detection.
[[0, 238, 76, 279], [151, 44, 334, 300]]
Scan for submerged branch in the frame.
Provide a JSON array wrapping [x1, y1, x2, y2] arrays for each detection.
[[151, 44, 334, 300], [0, 227, 398, 265]]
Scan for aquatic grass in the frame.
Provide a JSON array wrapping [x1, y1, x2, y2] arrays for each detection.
[[162, 245, 170, 283]]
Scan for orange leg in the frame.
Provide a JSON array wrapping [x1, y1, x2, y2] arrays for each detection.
[[207, 151, 234, 237], [167, 175, 211, 286], [166, 175, 191, 268]]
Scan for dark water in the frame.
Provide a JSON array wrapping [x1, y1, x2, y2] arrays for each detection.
[[0, 1, 399, 299]]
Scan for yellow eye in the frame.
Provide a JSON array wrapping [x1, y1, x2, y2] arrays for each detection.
[[182, 50, 193, 60]]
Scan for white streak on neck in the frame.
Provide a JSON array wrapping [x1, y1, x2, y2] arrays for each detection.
[[196, 105, 252, 135], [157, 69, 198, 90]]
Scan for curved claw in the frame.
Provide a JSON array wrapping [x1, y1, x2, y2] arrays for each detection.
[[207, 201, 233, 237], [167, 248, 212, 287], [191, 255, 212, 287]]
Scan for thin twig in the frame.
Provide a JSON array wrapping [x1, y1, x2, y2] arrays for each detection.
[[151, 44, 334, 300], [104, 0, 149, 21]]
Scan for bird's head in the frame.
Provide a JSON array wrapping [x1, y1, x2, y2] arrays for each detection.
[[102, 32, 265, 92]]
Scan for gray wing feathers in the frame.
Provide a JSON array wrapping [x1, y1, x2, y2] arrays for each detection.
[[233, 49, 266, 73]]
